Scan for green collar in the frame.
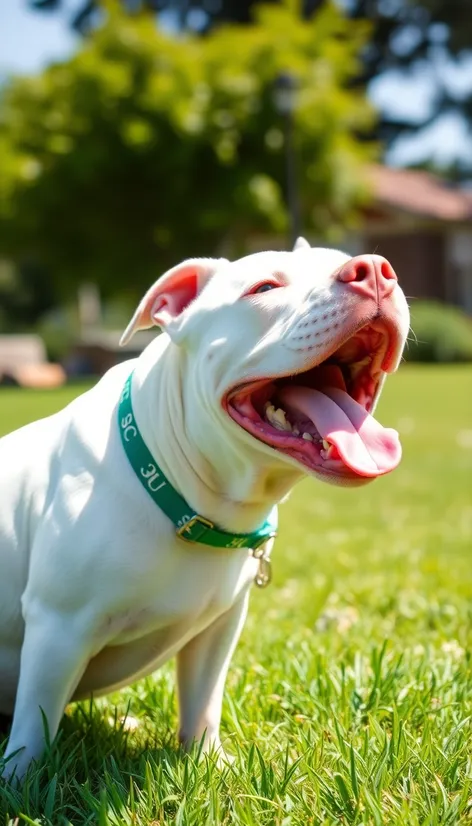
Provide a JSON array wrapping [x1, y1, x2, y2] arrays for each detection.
[[118, 371, 277, 560]]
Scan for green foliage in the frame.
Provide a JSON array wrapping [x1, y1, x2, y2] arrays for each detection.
[[407, 300, 472, 363], [29, 0, 472, 173], [0, 364, 471, 823], [0, 1, 373, 300]]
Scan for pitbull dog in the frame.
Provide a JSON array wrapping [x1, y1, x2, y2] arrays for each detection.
[[0, 239, 409, 780]]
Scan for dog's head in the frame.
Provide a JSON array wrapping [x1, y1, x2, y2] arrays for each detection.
[[122, 239, 409, 489]]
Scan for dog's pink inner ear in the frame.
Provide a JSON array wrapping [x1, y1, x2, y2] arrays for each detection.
[[120, 257, 225, 345], [151, 270, 199, 327]]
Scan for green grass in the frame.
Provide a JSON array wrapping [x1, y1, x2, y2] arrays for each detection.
[[1, 365, 471, 825]]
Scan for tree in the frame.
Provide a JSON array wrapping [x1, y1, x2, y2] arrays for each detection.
[[0, 1, 373, 302], [346, 0, 472, 151], [29, 0, 472, 161]]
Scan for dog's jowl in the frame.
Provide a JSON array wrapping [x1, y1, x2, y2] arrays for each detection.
[[0, 239, 409, 780]]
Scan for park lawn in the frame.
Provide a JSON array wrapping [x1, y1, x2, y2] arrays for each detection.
[[0, 365, 471, 825]]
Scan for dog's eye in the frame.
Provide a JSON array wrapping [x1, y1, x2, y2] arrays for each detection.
[[243, 278, 285, 298], [252, 282, 279, 294]]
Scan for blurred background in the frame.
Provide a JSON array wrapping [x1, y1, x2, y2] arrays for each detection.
[[0, 0, 472, 384], [1, 9, 471, 819]]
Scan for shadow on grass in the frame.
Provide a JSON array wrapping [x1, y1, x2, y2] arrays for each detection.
[[0, 702, 193, 823]]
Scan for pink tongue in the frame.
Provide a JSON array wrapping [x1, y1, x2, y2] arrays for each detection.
[[278, 385, 401, 478]]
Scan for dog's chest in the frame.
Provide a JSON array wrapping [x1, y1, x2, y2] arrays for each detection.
[[107, 542, 257, 641], [77, 614, 210, 698], [74, 547, 258, 698]]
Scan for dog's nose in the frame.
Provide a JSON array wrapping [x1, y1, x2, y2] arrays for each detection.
[[337, 255, 398, 301]]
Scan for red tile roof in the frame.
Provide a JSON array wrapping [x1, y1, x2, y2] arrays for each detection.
[[367, 164, 472, 222]]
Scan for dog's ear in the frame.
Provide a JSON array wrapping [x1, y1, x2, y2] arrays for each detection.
[[293, 236, 310, 251], [120, 258, 227, 345]]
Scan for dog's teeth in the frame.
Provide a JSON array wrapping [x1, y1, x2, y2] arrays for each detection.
[[302, 432, 314, 441], [293, 427, 300, 436], [273, 421, 291, 432], [321, 443, 339, 461], [266, 405, 292, 431], [265, 403, 278, 426], [273, 407, 289, 427]]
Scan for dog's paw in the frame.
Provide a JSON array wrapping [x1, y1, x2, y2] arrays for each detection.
[[179, 733, 235, 769], [212, 747, 235, 770], [201, 739, 236, 770], [1, 756, 27, 786]]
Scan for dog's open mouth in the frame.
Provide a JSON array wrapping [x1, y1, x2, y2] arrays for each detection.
[[225, 320, 402, 481]]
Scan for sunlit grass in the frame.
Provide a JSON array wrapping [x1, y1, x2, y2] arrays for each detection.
[[1, 365, 471, 824]]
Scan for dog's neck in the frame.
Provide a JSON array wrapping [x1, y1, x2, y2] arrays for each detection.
[[131, 336, 301, 534]]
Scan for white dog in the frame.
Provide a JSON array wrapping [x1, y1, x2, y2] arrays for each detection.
[[0, 239, 409, 779]]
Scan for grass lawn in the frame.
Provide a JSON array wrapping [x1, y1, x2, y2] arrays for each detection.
[[0, 365, 471, 825]]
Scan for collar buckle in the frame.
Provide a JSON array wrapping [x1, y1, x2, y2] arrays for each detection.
[[177, 514, 215, 544]]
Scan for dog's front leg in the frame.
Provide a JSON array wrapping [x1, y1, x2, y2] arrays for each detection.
[[177, 591, 249, 763], [2, 606, 95, 781]]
